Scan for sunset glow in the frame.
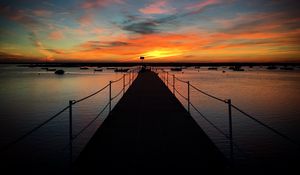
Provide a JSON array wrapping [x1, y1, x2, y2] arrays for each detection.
[[0, 0, 299, 62]]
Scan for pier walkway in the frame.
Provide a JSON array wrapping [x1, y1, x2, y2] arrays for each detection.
[[74, 70, 227, 174]]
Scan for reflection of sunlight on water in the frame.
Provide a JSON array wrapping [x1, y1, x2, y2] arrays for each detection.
[[159, 67, 300, 168]]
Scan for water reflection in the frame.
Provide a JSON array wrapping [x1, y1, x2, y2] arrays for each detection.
[[161, 67, 300, 170]]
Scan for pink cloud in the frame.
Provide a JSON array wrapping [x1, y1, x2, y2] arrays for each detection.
[[48, 31, 64, 40], [77, 13, 94, 26], [186, 0, 221, 14], [139, 0, 176, 15], [32, 9, 52, 17], [81, 0, 124, 9]]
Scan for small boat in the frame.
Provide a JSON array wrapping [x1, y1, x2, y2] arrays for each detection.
[[55, 69, 65, 75], [80, 67, 89, 70], [230, 66, 244, 71], [267, 66, 277, 70], [195, 66, 200, 69], [114, 68, 129, 72], [94, 68, 103, 72], [170, 67, 182, 71], [106, 67, 116, 70], [280, 67, 294, 70], [208, 67, 218, 70]]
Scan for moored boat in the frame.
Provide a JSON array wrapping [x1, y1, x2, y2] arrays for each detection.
[[55, 69, 65, 75]]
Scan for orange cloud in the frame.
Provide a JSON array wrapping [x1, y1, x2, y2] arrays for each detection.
[[139, 0, 176, 15]]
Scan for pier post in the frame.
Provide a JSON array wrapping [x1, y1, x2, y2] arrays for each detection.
[[68, 100, 73, 166], [109, 81, 112, 112], [187, 81, 190, 113], [123, 74, 125, 95], [227, 99, 233, 162], [130, 71, 132, 85], [173, 75, 175, 95], [167, 72, 169, 87]]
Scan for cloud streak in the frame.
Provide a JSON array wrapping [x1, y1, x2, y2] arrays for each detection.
[[81, 0, 124, 9], [139, 0, 176, 15], [120, 0, 227, 34]]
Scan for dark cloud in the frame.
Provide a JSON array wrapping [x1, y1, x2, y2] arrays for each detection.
[[122, 21, 159, 34], [81, 41, 130, 51], [0, 5, 43, 29], [45, 49, 64, 54], [120, 13, 181, 34], [0, 51, 37, 63], [119, 0, 224, 34], [28, 32, 41, 47]]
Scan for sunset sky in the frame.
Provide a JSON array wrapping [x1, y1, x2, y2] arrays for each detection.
[[0, 0, 299, 62]]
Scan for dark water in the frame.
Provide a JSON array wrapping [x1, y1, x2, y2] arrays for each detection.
[[0, 65, 130, 173], [161, 66, 300, 172], [0, 65, 299, 173]]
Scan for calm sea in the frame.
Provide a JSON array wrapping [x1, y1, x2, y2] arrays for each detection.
[[0, 65, 299, 172]]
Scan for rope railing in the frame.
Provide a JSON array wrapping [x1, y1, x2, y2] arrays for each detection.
[[0, 67, 140, 167], [0, 105, 70, 152], [231, 104, 300, 147], [175, 76, 189, 83], [69, 67, 139, 161], [189, 102, 228, 138], [111, 76, 124, 84], [174, 88, 188, 101], [72, 102, 110, 141], [190, 84, 226, 103], [74, 84, 110, 104], [111, 88, 124, 101], [189, 102, 247, 157], [155, 68, 300, 163]]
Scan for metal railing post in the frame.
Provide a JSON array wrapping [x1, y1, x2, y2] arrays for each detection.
[[109, 81, 112, 112], [130, 72, 132, 85], [173, 75, 175, 95], [68, 100, 73, 166], [166, 72, 169, 87], [187, 81, 190, 113], [123, 74, 125, 94], [227, 99, 233, 162]]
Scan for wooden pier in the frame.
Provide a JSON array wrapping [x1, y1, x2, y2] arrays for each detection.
[[74, 70, 228, 174]]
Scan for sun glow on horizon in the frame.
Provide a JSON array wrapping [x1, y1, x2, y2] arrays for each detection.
[[143, 49, 185, 60]]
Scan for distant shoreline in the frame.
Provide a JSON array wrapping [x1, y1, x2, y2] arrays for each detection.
[[1, 62, 300, 68]]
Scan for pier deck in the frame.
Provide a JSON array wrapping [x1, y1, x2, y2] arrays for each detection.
[[74, 70, 227, 174]]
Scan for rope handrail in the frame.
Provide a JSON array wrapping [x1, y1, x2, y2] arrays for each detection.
[[231, 104, 300, 147], [189, 103, 229, 139], [175, 77, 189, 83], [190, 84, 226, 103], [111, 88, 124, 101], [111, 76, 124, 84], [124, 81, 131, 87], [157, 70, 300, 148], [174, 88, 188, 101], [0, 68, 139, 153], [72, 102, 110, 140], [74, 84, 110, 104], [0, 105, 70, 152], [189, 102, 248, 157]]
